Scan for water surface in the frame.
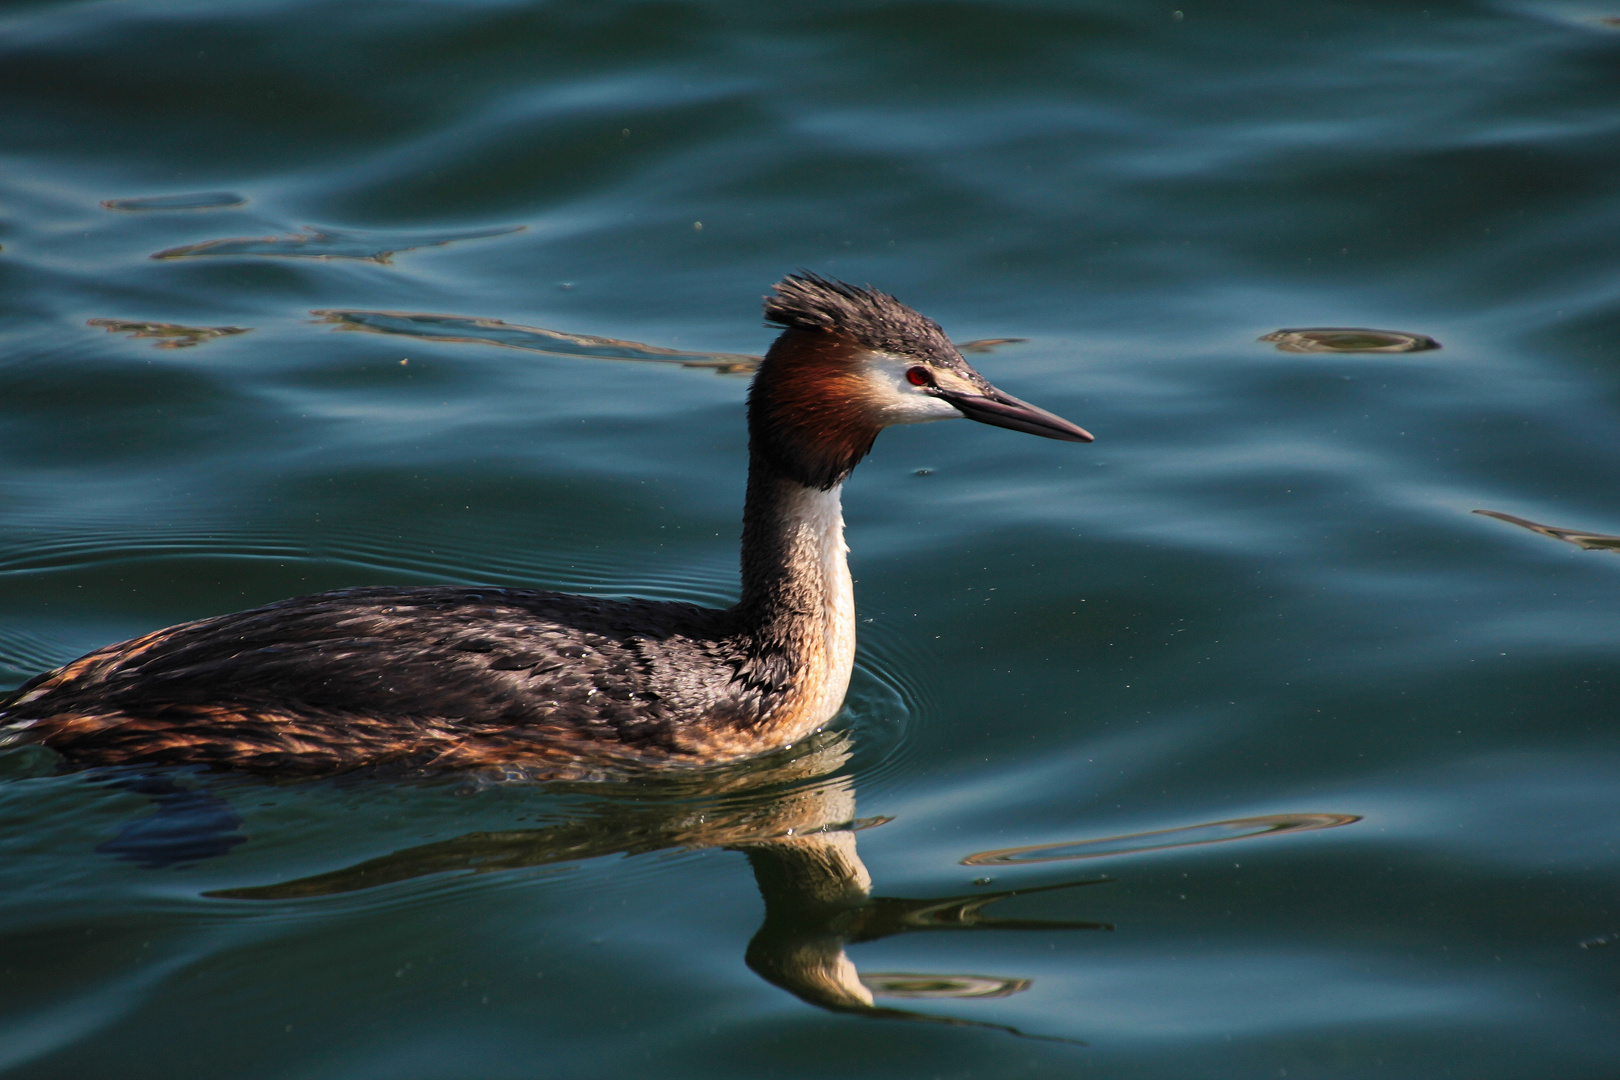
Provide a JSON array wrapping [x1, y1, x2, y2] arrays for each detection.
[[3, 1, 1620, 1076]]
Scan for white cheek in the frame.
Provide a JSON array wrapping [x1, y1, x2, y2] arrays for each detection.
[[865, 361, 962, 426]]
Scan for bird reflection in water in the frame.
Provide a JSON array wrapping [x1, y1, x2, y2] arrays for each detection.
[[201, 732, 1107, 1043]]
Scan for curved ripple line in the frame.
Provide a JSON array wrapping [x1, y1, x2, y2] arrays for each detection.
[[842, 623, 941, 790], [1474, 509, 1620, 552], [861, 973, 1032, 999], [312, 309, 761, 373], [152, 225, 523, 263], [0, 525, 741, 604], [960, 813, 1363, 866], [101, 192, 245, 211], [835, 659, 912, 778], [1259, 327, 1440, 353], [0, 628, 83, 678], [0, 536, 311, 576]]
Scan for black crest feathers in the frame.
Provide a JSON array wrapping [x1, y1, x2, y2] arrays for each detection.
[[763, 273, 956, 360]]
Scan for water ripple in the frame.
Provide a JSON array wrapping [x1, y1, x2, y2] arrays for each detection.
[[312, 309, 760, 373], [0, 521, 742, 613], [961, 813, 1362, 865], [0, 626, 84, 680], [841, 622, 941, 789], [0, 531, 310, 577], [86, 319, 250, 349], [1474, 508, 1620, 552], [861, 973, 1031, 999], [151, 224, 522, 263], [101, 192, 245, 212], [1259, 328, 1441, 353]]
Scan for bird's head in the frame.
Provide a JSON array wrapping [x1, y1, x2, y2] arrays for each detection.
[[750, 273, 1092, 489]]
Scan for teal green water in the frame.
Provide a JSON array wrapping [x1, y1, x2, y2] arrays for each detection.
[[4, 1, 1620, 1075]]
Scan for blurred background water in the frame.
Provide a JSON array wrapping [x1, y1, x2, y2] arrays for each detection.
[[3, 0, 1620, 1076]]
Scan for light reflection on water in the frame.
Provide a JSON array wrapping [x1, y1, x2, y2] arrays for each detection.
[[100, 192, 247, 212], [86, 318, 250, 349], [1474, 508, 1620, 552], [1258, 328, 1441, 354], [313, 308, 762, 372], [150, 224, 524, 263], [860, 974, 1032, 999], [960, 813, 1363, 865]]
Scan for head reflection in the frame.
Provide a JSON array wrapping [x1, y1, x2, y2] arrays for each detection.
[[205, 732, 1107, 1042]]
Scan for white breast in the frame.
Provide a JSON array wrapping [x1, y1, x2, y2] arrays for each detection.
[[779, 484, 857, 735]]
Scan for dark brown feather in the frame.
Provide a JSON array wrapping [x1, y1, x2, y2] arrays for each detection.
[[1, 587, 782, 777]]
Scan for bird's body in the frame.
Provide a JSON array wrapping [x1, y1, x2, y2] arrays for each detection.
[[3, 474, 852, 779], [0, 275, 1089, 778]]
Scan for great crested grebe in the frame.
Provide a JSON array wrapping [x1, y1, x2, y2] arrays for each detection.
[[0, 274, 1091, 779]]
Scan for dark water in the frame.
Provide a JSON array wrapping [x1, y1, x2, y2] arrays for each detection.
[[4, 0, 1620, 1075]]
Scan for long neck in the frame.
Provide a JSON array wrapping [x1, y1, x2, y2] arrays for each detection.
[[731, 450, 857, 740]]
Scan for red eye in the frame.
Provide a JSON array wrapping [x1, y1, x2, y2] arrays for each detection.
[[906, 366, 934, 387]]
